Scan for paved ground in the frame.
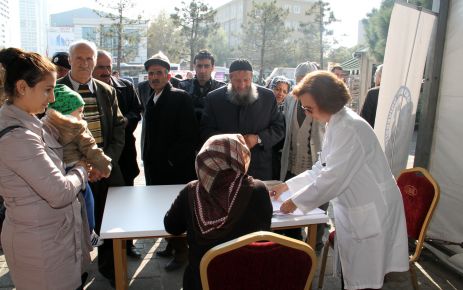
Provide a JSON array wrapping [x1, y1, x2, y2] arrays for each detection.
[[1, 236, 463, 290]]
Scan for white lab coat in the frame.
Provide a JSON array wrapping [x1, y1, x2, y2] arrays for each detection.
[[286, 107, 409, 289]]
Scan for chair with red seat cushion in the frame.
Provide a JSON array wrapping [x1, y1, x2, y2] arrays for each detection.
[[397, 167, 440, 289], [317, 167, 440, 290], [200, 231, 317, 290]]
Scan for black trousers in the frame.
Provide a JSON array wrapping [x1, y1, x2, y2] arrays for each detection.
[[90, 180, 114, 277], [144, 163, 189, 262]]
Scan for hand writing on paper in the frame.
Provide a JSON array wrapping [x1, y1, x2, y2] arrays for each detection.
[[270, 182, 289, 200], [280, 199, 297, 214]]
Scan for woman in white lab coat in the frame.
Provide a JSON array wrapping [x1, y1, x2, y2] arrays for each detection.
[[271, 71, 409, 289]]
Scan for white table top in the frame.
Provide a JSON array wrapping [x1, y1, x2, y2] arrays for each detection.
[[100, 185, 329, 239]]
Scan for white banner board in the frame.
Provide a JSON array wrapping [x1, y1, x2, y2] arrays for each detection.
[[374, 3, 436, 176]]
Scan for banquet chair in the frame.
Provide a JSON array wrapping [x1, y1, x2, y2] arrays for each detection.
[[397, 167, 440, 289], [317, 167, 440, 290], [200, 231, 317, 290]]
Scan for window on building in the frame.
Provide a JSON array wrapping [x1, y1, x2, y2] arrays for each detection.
[[82, 26, 97, 42], [293, 5, 301, 14]]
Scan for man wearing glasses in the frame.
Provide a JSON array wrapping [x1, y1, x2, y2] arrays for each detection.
[[178, 49, 225, 122], [93, 50, 143, 259]]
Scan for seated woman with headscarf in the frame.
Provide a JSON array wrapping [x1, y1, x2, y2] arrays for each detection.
[[164, 134, 273, 290]]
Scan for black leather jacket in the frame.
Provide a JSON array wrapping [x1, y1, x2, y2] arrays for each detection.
[[178, 77, 225, 121]]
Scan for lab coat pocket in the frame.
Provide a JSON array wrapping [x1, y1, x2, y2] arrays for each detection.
[[348, 202, 381, 240]]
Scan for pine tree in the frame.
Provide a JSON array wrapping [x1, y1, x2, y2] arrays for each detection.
[[171, 0, 218, 70], [240, 0, 291, 81], [300, 0, 337, 69], [95, 0, 147, 71]]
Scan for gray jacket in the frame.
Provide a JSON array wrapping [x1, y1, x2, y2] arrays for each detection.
[[280, 96, 324, 181], [0, 103, 88, 290]]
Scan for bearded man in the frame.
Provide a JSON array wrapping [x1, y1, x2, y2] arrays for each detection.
[[200, 59, 285, 180]]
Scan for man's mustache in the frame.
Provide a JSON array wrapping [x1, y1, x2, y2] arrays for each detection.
[[100, 74, 111, 78], [150, 79, 160, 84]]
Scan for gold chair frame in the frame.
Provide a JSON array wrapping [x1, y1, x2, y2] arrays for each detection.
[[402, 167, 440, 290], [200, 231, 317, 290]]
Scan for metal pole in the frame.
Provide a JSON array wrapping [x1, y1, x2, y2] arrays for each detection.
[[414, 0, 449, 168]]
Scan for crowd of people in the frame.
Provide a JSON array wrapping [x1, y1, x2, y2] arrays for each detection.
[[0, 41, 410, 290]]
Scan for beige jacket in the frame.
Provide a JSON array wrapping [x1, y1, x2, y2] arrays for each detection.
[[42, 108, 112, 176], [280, 96, 325, 181], [0, 103, 88, 290]]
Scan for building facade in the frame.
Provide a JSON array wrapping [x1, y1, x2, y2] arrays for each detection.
[[0, 0, 35, 51], [49, 7, 147, 64], [19, 0, 48, 54], [0, 0, 13, 48], [215, 0, 316, 50]]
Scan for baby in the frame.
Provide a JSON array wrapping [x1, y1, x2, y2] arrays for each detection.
[[43, 84, 112, 246]]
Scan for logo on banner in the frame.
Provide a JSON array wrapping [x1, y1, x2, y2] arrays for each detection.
[[384, 85, 413, 171]]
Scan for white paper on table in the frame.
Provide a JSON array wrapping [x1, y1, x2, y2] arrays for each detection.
[[271, 191, 326, 216], [271, 191, 304, 215]]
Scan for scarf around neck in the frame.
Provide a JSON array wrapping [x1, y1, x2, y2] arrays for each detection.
[[190, 134, 253, 241]]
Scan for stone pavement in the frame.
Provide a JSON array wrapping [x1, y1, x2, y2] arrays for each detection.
[[1, 235, 463, 290]]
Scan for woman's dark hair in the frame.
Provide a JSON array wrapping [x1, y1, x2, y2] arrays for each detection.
[[0, 47, 56, 102], [292, 71, 351, 114]]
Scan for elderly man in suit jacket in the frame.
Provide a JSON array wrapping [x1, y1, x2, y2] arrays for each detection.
[[57, 40, 126, 286], [92, 49, 143, 259]]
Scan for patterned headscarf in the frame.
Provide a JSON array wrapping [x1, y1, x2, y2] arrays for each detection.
[[191, 134, 253, 239], [269, 75, 292, 91]]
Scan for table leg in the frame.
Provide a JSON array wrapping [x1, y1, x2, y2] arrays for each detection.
[[306, 224, 317, 250], [114, 239, 128, 290]]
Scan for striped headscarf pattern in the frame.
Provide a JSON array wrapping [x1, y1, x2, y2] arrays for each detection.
[[192, 134, 251, 236], [195, 134, 250, 193]]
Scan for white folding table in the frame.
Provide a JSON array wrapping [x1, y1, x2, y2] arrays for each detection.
[[101, 185, 329, 290]]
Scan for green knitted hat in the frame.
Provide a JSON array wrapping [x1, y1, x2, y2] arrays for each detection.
[[49, 84, 85, 115]]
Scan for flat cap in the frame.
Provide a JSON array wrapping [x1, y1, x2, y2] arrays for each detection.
[[144, 51, 170, 71]]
